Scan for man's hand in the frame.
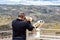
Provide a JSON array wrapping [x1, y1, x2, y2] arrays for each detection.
[[25, 16, 32, 22]]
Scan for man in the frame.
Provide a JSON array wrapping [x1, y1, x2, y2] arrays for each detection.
[[12, 12, 34, 40]]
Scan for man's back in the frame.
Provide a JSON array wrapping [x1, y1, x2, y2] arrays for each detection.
[[12, 19, 34, 38]]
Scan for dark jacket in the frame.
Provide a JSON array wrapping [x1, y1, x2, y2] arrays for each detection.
[[12, 19, 34, 40]]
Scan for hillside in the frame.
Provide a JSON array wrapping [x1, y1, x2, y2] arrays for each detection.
[[0, 5, 60, 23], [0, 5, 60, 30]]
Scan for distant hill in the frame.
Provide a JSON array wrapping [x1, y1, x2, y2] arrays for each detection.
[[0, 4, 60, 30], [0, 4, 60, 23]]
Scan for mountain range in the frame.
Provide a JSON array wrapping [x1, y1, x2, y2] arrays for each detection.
[[0, 4, 60, 23]]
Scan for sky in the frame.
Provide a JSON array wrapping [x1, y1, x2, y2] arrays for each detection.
[[0, 0, 60, 5]]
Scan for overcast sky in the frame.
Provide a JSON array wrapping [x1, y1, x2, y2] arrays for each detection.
[[0, 0, 60, 5]]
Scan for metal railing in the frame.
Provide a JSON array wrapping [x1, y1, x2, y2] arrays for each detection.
[[27, 29, 60, 40], [0, 29, 60, 40]]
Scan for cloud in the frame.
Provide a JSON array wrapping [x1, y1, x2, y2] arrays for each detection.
[[20, 0, 60, 5], [40, 0, 60, 5], [40, 0, 58, 1], [0, 0, 60, 5], [0, 0, 21, 4]]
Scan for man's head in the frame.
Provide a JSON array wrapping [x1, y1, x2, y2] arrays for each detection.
[[18, 12, 25, 20]]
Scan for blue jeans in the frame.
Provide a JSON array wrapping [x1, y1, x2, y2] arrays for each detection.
[[13, 37, 26, 40]]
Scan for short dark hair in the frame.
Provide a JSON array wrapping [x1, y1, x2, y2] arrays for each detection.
[[18, 12, 25, 18]]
